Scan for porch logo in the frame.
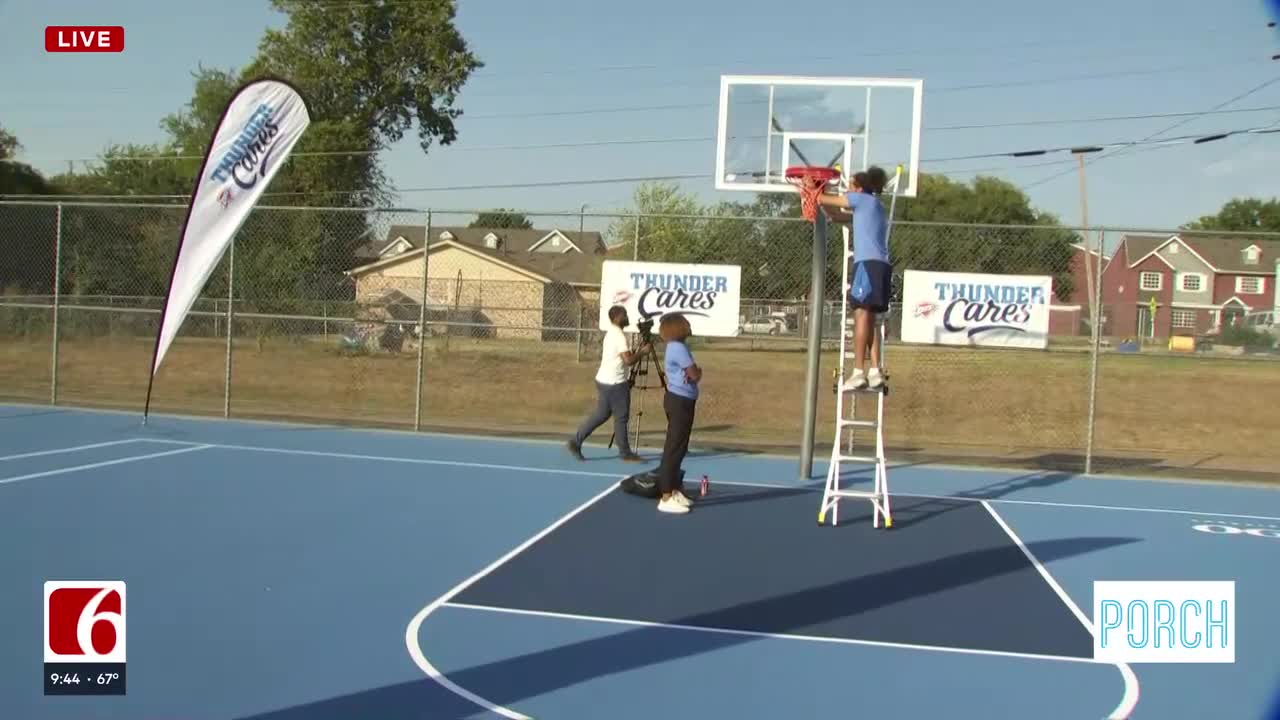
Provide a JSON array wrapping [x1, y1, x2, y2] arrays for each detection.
[[1093, 581, 1235, 663]]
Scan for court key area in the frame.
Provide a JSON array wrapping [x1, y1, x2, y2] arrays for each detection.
[[3, 404, 1279, 719]]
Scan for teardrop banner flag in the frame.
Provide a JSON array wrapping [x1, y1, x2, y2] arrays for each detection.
[[143, 78, 310, 420]]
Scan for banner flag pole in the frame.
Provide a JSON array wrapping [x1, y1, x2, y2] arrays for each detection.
[[143, 78, 310, 424]]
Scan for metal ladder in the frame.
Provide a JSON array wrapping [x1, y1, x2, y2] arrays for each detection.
[[818, 165, 903, 529]]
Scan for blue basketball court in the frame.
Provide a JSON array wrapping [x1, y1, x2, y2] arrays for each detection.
[[2, 403, 1278, 719]]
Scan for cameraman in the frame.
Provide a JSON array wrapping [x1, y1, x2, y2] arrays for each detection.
[[566, 305, 649, 462]]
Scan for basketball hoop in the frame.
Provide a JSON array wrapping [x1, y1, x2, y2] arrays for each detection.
[[785, 166, 841, 222]]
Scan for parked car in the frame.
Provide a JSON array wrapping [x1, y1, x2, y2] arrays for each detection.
[[740, 313, 790, 336], [1242, 309, 1280, 340]]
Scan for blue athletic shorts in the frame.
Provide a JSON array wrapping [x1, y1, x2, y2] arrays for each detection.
[[849, 260, 892, 313]]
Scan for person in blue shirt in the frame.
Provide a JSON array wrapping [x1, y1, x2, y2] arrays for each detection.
[[814, 166, 892, 390], [653, 313, 700, 514]]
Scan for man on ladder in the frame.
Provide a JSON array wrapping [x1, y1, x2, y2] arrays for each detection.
[[806, 164, 902, 529]]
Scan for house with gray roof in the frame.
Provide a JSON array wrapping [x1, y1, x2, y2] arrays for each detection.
[[346, 225, 608, 341], [1099, 233, 1279, 339]]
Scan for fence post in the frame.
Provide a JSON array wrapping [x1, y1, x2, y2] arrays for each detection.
[[799, 211, 827, 480], [50, 204, 63, 405], [1084, 229, 1104, 475], [223, 235, 235, 418], [577, 207, 588, 362], [576, 301, 585, 363], [414, 210, 433, 431], [632, 214, 640, 261]]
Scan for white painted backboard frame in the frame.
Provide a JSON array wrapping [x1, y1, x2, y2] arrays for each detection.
[[714, 74, 924, 197]]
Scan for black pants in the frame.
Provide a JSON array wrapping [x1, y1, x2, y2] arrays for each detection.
[[656, 391, 696, 494], [572, 381, 632, 455]]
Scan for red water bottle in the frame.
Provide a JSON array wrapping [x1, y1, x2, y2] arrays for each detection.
[[700, 474, 710, 497]]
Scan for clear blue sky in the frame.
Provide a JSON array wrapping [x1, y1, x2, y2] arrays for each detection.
[[2, 0, 1279, 231]]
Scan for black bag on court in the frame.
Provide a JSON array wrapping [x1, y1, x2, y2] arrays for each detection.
[[619, 469, 683, 498]]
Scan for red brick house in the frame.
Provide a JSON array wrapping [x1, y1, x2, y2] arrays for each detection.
[[1098, 234, 1279, 339], [1048, 241, 1109, 336]]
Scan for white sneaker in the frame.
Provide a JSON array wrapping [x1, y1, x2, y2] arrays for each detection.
[[672, 491, 694, 508], [844, 369, 867, 391], [867, 367, 884, 389], [658, 495, 690, 514]]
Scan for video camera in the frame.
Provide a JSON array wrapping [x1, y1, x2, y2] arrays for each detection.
[[636, 317, 655, 343]]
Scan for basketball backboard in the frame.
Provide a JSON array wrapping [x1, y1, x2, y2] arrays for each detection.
[[714, 75, 923, 197]]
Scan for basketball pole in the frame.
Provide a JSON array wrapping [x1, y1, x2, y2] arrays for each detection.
[[799, 209, 827, 480]]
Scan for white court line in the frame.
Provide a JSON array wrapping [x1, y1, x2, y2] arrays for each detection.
[[0, 438, 145, 462], [909, 492, 1280, 523], [144, 439, 619, 479], [442, 600, 1127, 666], [982, 501, 1140, 720], [143, 439, 1280, 523], [9, 399, 1280, 491], [706, 484, 1280, 523], [405, 482, 621, 720], [0, 445, 212, 486]]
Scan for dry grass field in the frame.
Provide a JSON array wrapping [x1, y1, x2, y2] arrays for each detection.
[[3, 329, 1278, 480]]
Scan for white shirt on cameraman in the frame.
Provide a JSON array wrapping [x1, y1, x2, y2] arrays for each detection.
[[595, 325, 630, 385]]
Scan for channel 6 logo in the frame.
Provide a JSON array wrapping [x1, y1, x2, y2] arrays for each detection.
[[44, 581, 126, 663]]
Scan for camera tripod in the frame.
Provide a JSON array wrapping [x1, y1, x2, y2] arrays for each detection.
[[609, 333, 666, 453]]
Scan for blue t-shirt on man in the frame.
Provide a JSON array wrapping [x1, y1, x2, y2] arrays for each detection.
[[847, 192, 889, 264], [664, 341, 699, 400]]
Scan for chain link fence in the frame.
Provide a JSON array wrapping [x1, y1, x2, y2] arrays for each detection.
[[2, 200, 1278, 481]]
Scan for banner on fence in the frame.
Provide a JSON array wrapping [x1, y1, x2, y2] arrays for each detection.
[[900, 269, 1052, 349], [599, 260, 742, 337], [145, 78, 310, 416]]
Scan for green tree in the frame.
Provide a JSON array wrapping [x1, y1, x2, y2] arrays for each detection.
[[890, 174, 1078, 302], [0, 127, 58, 294], [0, 127, 18, 160], [700, 195, 820, 300], [0, 126, 54, 197], [162, 0, 481, 305], [470, 210, 532, 229], [153, 68, 376, 297], [608, 182, 703, 261], [242, 0, 482, 206], [39, 145, 194, 299], [896, 175, 1053, 225], [47, 0, 482, 308], [609, 173, 1079, 303], [1184, 198, 1280, 233], [160, 65, 386, 209], [49, 143, 197, 199]]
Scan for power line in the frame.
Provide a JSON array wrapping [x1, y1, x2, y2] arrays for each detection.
[[9, 41, 1254, 100], [460, 41, 1259, 83], [925, 122, 1280, 162], [25, 104, 1280, 166], [9, 111, 1280, 201], [455, 60, 1262, 122], [7, 119, 1277, 202], [259, 5, 1258, 75], [9, 47, 1261, 110], [0, 173, 713, 201], [66, 59, 1212, 128], [929, 105, 1280, 130], [25, 149, 379, 164], [1021, 74, 1280, 190], [277, 173, 715, 196]]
